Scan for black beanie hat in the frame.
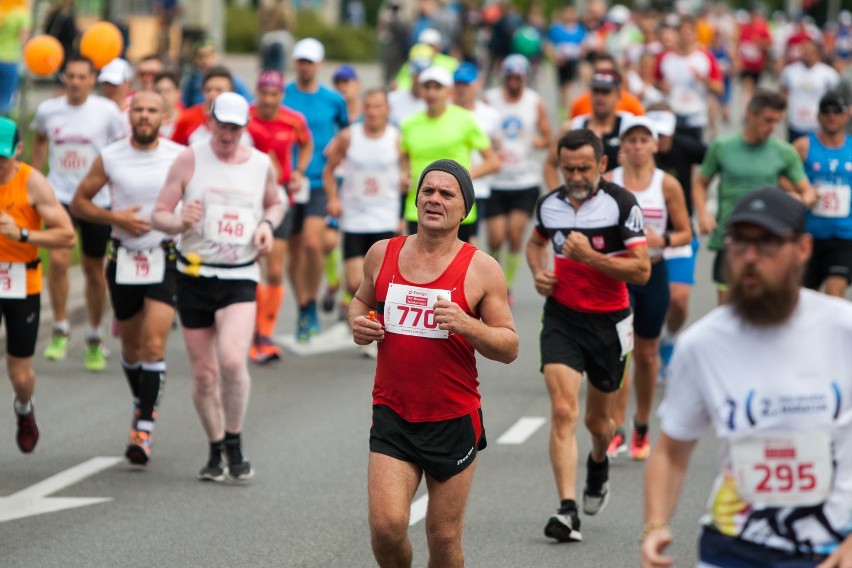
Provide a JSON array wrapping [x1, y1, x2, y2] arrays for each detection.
[[416, 159, 475, 217]]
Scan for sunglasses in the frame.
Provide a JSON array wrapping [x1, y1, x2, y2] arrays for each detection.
[[820, 106, 848, 115]]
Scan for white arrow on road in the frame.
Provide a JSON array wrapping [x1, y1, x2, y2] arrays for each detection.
[[0, 456, 121, 523]]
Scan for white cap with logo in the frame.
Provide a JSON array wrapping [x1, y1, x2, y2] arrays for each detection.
[[98, 58, 133, 85], [418, 66, 453, 87], [211, 92, 249, 127], [619, 115, 659, 141]]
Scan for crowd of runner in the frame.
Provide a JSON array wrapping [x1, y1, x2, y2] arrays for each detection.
[[1, 1, 852, 566]]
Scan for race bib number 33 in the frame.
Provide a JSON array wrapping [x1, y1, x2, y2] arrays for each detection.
[[384, 283, 450, 339], [730, 431, 833, 507]]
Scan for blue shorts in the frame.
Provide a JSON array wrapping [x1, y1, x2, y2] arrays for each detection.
[[665, 235, 699, 286], [628, 260, 669, 340]]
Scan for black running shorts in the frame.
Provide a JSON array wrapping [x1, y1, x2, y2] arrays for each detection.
[[804, 238, 852, 289], [540, 297, 630, 393], [0, 294, 40, 358], [485, 187, 540, 219], [343, 231, 394, 261], [107, 259, 178, 321], [627, 260, 669, 340], [63, 203, 110, 259], [369, 404, 487, 482], [176, 274, 256, 329]]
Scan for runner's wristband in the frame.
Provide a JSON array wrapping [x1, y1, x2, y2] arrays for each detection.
[[260, 219, 274, 230], [663, 233, 671, 247], [640, 522, 670, 542]]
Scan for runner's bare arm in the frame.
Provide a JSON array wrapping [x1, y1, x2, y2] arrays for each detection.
[[661, 175, 692, 248], [533, 99, 552, 149], [470, 145, 501, 180], [322, 128, 350, 218], [791, 135, 809, 163], [790, 177, 818, 209], [288, 137, 314, 196], [692, 172, 716, 235], [151, 148, 198, 235], [641, 432, 698, 568], [543, 123, 571, 189], [70, 156, 152, 237], [20, 169, 75, 249], [349, 240, 389, 345], [564, 234, 651, 285], [526, 229, 557, 297], [434, 251, 517, 364], [253, 163, 285, 254], [31, 132, 49, 173]]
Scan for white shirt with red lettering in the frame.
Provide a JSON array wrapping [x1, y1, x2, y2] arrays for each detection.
[[656, 48, 722, 129]]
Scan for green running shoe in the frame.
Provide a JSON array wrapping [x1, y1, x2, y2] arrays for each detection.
[[43, 330, 69, 361], [85, 339, 107, 372]]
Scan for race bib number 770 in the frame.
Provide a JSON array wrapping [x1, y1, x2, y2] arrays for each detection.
[[383, 283, 451, 339]]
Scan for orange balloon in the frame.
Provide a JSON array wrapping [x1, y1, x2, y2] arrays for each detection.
[[23, 35, 65, 77], [79, 21, 124, 70]]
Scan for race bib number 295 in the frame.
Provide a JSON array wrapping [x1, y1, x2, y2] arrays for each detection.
[[383, 283, 451, 339]]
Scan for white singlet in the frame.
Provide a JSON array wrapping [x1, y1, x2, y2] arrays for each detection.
[[780, 61, 841, 133], [388, 89, 426, 128], [31, 95, 128, 207], [339, 122, 401, 234], [612, 167, 667, 258], [657, 48, 719, 129], [179, 141, 271, 281], [484, 87, 543, 190], [102, 137, 184, 250], [659, 290, 852, 557]]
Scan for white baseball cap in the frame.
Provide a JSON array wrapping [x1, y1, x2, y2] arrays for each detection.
[[211, 92, 249, 127], [619, 115, 658, 141], [418, 66, 453, 87], [98, 58, 133, 85], [645, 110, 676, 137], [292, 38, 325, 63], [418, 28, 442, 46]]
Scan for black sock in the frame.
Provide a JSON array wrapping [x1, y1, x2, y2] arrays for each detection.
[[224, 431, 241, 442], [559, 499, 577, 513], [137, 361, 166, 424], [210, 439, 224, 460], [121, 357, 142, 401], [634, 420, 648, 437], [587, 453, 608, 469]]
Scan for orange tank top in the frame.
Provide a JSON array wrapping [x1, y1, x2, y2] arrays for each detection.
[[0, 164, 42, 295]]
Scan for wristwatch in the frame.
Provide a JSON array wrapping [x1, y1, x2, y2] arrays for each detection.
[[18, 228, 28, 243]]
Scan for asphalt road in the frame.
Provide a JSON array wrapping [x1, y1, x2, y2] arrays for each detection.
[[0, 60, 813, 567]]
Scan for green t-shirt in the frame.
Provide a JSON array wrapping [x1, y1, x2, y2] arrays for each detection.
[[401, 104, 491, 223], [700, 134, 807, 250], [0, 9, 31, 62]]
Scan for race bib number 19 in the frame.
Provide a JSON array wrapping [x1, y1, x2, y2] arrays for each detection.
[[384, 283, 450, 339], [730, 431, 833, 507], [0, 263, 26, 299], [115, 247, 165, 285]]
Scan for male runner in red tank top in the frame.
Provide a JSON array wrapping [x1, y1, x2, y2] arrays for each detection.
[[349, 159, 518, 568]]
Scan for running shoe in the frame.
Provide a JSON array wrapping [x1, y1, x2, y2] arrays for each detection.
[[85, 339, 107, 372], [255, 335, 281, 364], [43, 329, 69, 361], [630, 428, 651, 461], [306, 304, 320, 337], [582, 454, 610, 516], [607, 429, 627, 459], [198, 453, 227, 482], [125, 429, 152, 465], [296, 314, 311, 344], [322, 283, 339, 313], [359, 343, 378, 359], [544, 507, 582, 542], [224, 438, 255, 481], [15, 407, 39, 453]]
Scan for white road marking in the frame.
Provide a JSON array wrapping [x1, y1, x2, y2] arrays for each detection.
[[496, 417, 547, 445], [409, 494, 429, 526], [0, 456, 122, 523]]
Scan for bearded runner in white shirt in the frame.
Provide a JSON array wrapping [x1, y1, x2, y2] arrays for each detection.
[[71, 91, 183, 467], [642, 188, 852, 568], [152, 93, 284, 482], [31, 55, 128, 369]]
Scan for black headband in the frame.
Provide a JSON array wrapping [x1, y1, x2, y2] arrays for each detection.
[[417, 159, 475, 217]]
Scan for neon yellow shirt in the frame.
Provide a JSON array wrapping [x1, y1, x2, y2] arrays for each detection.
[[0, 8, 30, 62], [401, 104, 491, 224]]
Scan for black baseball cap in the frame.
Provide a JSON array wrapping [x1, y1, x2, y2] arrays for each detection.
[[819, 92, 849, 114], [726, 188, 806, 237]]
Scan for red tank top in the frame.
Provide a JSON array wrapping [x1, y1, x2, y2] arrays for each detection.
[[372, 236, 480, 422]]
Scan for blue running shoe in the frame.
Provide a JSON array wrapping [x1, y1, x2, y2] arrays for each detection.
[[296, 314, 311, 343], [306, 303, 320, 337]]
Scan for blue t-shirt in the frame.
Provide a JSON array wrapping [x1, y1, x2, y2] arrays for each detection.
[[284, 83, 349, 189], [804, 132, 852, 239], [546, 22, 586, 60]]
